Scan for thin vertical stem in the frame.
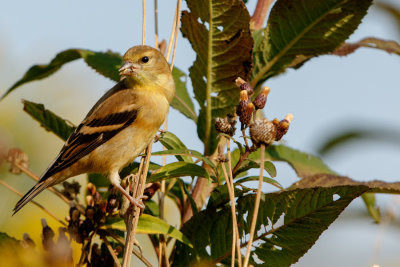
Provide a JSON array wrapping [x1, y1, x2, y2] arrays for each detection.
[[142, 0, 146, 45], [170, 0, 182, 69], [102, 235, 122, 267], [166, 0, 179, 62], [243, 144, 265, 267], [226, 139, 242, 267], [154, 0, 159, 49]]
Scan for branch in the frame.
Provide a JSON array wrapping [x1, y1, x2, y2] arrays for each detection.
[[250, 0, 274, 31]]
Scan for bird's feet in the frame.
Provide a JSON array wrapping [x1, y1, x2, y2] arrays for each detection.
[[114, 182, 148, 209]]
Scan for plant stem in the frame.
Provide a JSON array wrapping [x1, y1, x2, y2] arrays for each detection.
[[122, 143, 153, 267], [142, 0, 146, 45], [243, 144, 265, 267], [0, 179, 66, 225], [226, 139, 242, 267], [170, 0, 182, 70], [250, 0, 274, 30], [154, 0, 159, 49], [101, 235, 122, 267]]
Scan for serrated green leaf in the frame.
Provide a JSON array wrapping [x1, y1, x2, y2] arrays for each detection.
[[250, 145, 336, 178], [3, 49, 122, 99], [181, 0, 253, 154], [22, 100, 75, 141], [207, 184, 252, 209], [173, 186, 368, 266], [104, 214, 192, 248], [148, 162, 210, 183], [251, 0, 373, 88], [171, 67, 197, 121], [234, 159, 277, 178]]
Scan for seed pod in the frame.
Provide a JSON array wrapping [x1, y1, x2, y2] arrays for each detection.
[[235, 77, 254, 96], [236, 90, 249, 117], [253, 86, 270, 110], [41, 218, 55, 251], [240, 102, 255, 126], [7, 148, 29, 174], [249, 119, 277, 146], [215, 117, 236, 136], [21, 233, 36, 249]]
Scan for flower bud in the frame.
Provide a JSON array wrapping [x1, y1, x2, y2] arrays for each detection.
[[239, 102, 255, 126], [235, 77, 254, 96], [236, 90, 249, 117], [253, 86, 270, 110], [275, 114, 293, 141]]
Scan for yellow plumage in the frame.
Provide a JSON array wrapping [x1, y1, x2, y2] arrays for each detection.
[[13, 45, 175, 214]]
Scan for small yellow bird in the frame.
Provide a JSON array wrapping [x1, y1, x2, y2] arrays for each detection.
[[13, 45, 175, 214]]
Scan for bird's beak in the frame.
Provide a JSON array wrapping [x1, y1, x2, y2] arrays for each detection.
[[119, 61, 141, 76]]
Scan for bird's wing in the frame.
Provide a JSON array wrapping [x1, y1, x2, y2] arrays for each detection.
[[40, 81, 139, 181]]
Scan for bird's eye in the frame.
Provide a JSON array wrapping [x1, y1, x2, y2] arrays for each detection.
[[141, 56, 149, 63]]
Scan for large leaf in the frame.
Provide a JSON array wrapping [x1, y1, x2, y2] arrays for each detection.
[[173, 186, 368, 266], [249, 145, 336, 178], [158, 131, 193, 163], [316, 127, 400, 155], [181, 0, 253, 154], [251, 0, 373, 88], [171, 67, 197, 121], [3, 49, 122, 99], [22, 100, 75, 141], [104, 214, 192, 248], [147, 162, 210, 183]]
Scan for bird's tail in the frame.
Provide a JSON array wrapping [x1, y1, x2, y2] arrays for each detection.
[[13, 180, 49, 215]]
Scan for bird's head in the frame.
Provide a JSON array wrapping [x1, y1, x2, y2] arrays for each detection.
[[119, 45, 175, 102]]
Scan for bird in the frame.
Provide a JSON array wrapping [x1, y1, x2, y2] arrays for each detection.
[[13, 45, 175, 214]]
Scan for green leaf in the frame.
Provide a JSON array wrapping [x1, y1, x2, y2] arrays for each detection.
[[0, 232, 20, 247], [158, 131, 192, 162], [235, 159, 277, 178], [3, 49, 122, 99], [105, 214, 192, 248], [174, 186, 368, 266], [361, 193, 380, 223], [207, 184, 252, 209], [251, 0, 373, 88], [22, 100, 75, 141], [316, 127, 400, 155], [236, 175, 282, 188], [180, 179, 199, 215], [181, 0, 254, 154], [148, 162, 210, 183], [250, 145, 336, 178], [171, 67, 197, 121], [152, 148, 217, 172]]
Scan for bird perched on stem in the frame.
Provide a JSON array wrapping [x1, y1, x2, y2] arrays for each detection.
[[13, 45, 175, 214]]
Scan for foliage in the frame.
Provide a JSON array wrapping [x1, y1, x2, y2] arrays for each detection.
[[1, 0, 400, 266]]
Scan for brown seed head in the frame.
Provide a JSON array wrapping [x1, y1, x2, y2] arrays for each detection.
[[215, 117, 236, 136], [275, 114, 293, 141], [249, 119, 277, 146], [7, 148, 29, 174], [236, 77, 254, 96], [240, 102, 255, 126], [237, 90, 249, 117], [253, 86, 270, 110]]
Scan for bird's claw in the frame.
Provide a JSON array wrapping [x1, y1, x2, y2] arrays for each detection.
[[129, 194, 148, 209]]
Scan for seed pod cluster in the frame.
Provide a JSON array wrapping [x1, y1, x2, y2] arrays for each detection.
[[250, 114, 293, 147], [61, 180, 81, 200], [234, 78, 271, 128]]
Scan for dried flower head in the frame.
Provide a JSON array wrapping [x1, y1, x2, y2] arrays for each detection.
[[249, 119, 277, 146], [239, 102, 255, 126], [253, 86, 270, 110], [7, 148, 29, 174], [215, 117, 236, 136], [275, 114, 293, 141], [235, 77, 254, 96]]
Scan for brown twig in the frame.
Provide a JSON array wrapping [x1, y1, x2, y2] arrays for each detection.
[[170, 0, 182, 70], [226, 139, 242, 267], [243, 144, 265, 267], [105, 229, 153, 267], [166, 0, 179, 62], [0, 179, 66, 226], [250, 0, 274, 31], [154, 0, 159, 49], [122, 143, 153, 267], [101, 235, 122, 267]]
